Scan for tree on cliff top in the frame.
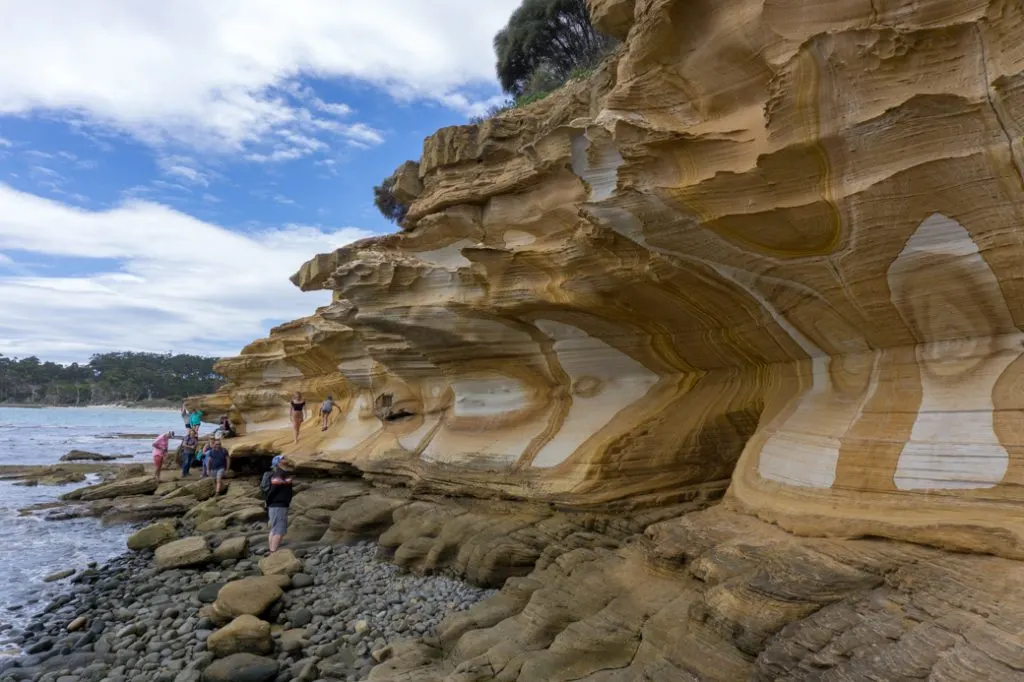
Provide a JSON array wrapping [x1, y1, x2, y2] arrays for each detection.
[[373, 175, 409, 225], [495, 0, 613, 97]]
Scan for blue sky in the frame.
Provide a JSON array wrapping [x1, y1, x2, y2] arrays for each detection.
[[0, 0, 520, 362]]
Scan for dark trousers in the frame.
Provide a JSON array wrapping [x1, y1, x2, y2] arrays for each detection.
[[181, 450, 195, 476]]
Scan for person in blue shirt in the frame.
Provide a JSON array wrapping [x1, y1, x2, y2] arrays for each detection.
[[205, 437, 231, 496], [188, 409, 203, 433]]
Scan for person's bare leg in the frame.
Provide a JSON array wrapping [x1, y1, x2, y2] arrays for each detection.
[[269, 534, 281, 553], [293, 419, 300, 443]]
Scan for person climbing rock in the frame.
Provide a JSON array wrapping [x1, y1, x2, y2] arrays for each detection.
[[289, 392, 306, 444], [265, 456, 294, 552], [188, 409, 203, 434], [320, 395, 339, 431], [151, 431, 174, 483]]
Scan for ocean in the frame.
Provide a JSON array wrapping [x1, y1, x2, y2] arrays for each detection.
[[0, 406, 186, 648]]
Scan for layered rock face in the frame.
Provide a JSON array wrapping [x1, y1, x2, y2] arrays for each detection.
[[203, 0, 1024, 557]]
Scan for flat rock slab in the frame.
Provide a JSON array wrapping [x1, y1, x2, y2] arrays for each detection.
[[202, 653, 279, 682], [71, 475, 158, 501], [154, 536, 212, 570]]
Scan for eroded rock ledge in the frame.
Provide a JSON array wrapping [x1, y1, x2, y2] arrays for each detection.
[[198, 0, 1024, 563]]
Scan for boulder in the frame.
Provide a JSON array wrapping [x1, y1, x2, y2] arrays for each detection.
[[258, 549, 302, 577], [164, 477, 221, 502], [210, 577, 283, 625], [213, 536, 248, 562], [207, 615, 272, 658], [72, 476, 158, 502], [202, 653, 279, 682], [127, 520, 178, 550], [154, 536, 212, 570], [323, 495, 408, 543]]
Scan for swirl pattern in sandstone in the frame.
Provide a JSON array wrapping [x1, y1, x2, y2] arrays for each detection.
[[200, 0, 1024, 557]]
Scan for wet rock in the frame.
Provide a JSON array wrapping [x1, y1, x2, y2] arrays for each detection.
[[43, 569, 75, 583]]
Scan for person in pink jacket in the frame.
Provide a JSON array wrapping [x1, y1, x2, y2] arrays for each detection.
[[152, 431, 175, 482]]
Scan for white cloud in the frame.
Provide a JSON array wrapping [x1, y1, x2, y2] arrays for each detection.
[[0, 1, 519, 154], [0, 183, 376, 362], [0, 138, 12, 147]]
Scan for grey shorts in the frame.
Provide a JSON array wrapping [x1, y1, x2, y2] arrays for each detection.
[[212, 468, 226, 480], [268, 506, 288, 536]]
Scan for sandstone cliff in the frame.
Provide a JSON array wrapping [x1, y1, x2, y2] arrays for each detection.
[[200, 0, 1024, 563]]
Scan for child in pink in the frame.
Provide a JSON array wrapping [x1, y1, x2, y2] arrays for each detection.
[[152, 431, 175, 482]]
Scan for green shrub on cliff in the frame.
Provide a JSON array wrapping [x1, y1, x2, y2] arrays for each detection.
[[372, 175, 409, 225], [494, 0, 614, 98]]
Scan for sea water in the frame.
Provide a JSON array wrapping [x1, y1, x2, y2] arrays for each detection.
[[0, 406, 185, 638]]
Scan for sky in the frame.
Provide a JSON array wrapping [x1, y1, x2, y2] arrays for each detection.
[[0, 0, 520, 363]]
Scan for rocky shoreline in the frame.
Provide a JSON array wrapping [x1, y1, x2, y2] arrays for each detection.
[[1, 541, 492, 682], [0, 469, 497, 682], [6, 462, 1024, 681]]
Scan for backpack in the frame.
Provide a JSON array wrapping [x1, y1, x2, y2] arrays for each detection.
[[259, 470, 273, 498]]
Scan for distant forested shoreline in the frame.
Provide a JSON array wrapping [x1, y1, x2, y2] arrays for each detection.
[[0, 352, 225, 406]]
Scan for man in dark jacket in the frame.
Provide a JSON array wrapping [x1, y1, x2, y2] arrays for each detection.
[[265, 459, 294, 553]]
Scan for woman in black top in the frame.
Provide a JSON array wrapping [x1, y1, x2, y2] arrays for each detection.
[[289, 392, 306, 443]]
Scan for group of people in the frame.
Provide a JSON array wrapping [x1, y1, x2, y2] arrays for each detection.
[[149, 402, 296, 554]]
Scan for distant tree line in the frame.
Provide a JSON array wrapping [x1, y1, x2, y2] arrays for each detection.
[[0, 352, 225, 406]]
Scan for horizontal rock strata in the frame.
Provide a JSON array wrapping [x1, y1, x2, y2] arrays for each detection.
[[192, 0, 1024, 560]]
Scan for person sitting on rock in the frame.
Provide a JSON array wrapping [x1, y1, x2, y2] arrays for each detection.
[[320, 395, 339, 431], [205, 438, 231, 496], [180, 429, 198, 477], [151, 431, 174, 483], [216, 414, 237, 439], [265, 457, 294, 553]]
